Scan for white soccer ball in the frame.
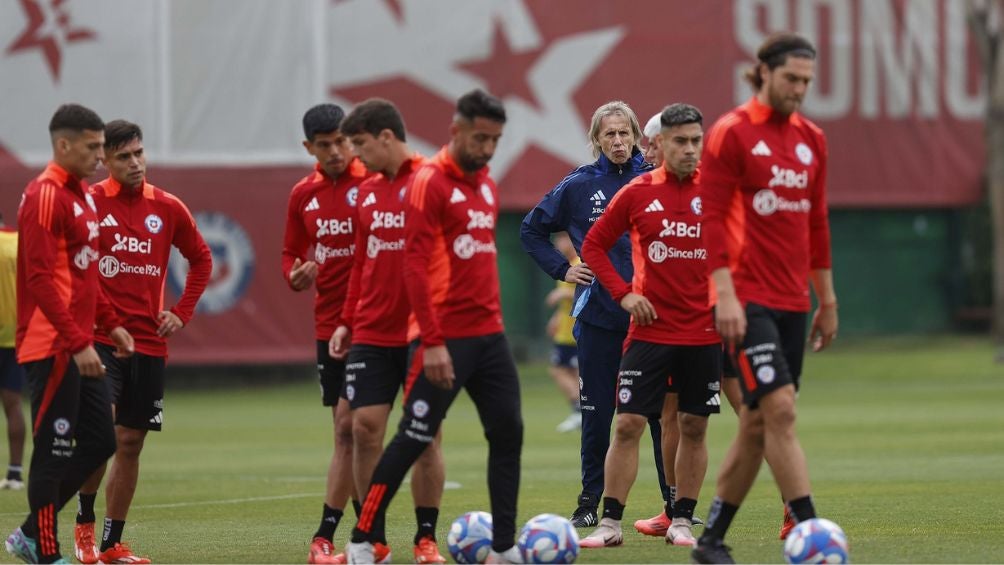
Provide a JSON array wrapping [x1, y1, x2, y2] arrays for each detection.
[[783, 517, 849, 564], [447, 511, 493, 564], [517, 513, 580, 564]]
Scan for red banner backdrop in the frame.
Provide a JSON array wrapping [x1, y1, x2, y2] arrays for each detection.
[[0, 0, 987, 363]]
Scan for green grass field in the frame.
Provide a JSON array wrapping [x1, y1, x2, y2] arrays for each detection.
[[2, 336, 1003, 563]]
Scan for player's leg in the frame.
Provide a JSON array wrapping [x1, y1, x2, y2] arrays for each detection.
[[410, 430, 445, 564], [346, 344, 412, 549], [694, 304, 788, 562], [73, 344, 125, 564], [8, 356, 80, 563], [571, 321, 624, 527], [402, 344, 447, 564], [347, 341, 468, 561], [93, 351, 162, 563], [635, 392, 678, 538], [764, 309, 815, 533], [0, 349, 25, 491], [462, 333, 523, 559], [665, 344, 720, 547], [310, 341, 355, 564], [549, 345, 581, 432], [581, 340, 667, 548]]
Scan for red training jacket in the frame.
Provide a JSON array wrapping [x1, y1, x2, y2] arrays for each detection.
[[16, 162, 121, 363], [89, 177, 212, 357], [282, 159, 371, 340], [340, 154, 425, 347], [582, 166, 719, 346], [405, 147, 504, 346], [701, 97, 832, 312]]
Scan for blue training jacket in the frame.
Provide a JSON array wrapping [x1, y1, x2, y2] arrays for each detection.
[[520, 148, 652, 332]]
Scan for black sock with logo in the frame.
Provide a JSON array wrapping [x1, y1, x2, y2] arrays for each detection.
[[601, 497, 625, 521]]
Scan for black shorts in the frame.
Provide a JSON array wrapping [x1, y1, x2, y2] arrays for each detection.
[[617, 340, 722, 417], [0, 348, 25, 392], [317, 340, 347, 406], [96, 343, 166, 431], [550, 344, 578, 369], [345, 344, 409, 409], [729, 302, 807, 408]]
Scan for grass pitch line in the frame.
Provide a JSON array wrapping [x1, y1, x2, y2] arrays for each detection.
[[0, 482, 463, 517]]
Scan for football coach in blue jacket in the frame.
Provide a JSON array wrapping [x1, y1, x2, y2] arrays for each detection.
[[520, 101, 670, 529]]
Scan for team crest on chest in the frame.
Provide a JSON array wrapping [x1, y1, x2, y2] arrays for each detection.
[[145, 214, 163, 234], [795, 143, 813, 165], [690, 196, 702, 216], [346, 186, 359, 206]]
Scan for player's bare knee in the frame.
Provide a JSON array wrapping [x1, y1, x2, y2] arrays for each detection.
[[352, 414, 385, 448], [613, 413, 646, 442], [678, 413, 708, 443], [115, 428, 146, 458], [335, 418, 354, 449]]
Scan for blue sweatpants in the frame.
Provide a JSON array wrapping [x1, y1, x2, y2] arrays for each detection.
[[575, 320, 668, 502]]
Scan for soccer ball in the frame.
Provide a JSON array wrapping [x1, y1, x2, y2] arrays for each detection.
[[447, 511, 493, 564], [517, 513, 580, 564], [783, 518, 849, 564]]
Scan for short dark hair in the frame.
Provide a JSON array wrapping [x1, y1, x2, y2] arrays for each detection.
[[340, 98, 407, 142], [456, 89, 506, 124], [49, 104, 104, 136], [745, 32, 817, 90], [660, 103, 703, 129], [104, 120, 143, 151], [302, 104, 345, 141]]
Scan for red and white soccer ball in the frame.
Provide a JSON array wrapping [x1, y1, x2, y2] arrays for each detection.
[[517, 513, 580, 564], [783, 517, 849, 564]]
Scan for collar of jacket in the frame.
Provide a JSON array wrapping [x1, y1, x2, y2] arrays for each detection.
[[594, 147, 646, 175]]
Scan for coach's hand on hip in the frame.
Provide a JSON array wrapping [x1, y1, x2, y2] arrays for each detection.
[[564, 262, 594, 285]]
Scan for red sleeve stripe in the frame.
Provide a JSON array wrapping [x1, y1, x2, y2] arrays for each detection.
[[39, 184, 55, 230], [705, 113, 742, 158], [409, 167, 435, 212]]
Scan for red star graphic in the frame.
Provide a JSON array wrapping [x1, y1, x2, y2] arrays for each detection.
[[459, 20, 545, 110], [6, 0, 96, 82]]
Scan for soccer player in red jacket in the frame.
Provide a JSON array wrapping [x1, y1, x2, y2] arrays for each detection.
[[346, 90, 523, 564], [692, 33, 839, 564], [329, 98, 446, 564], [283, 104, 371, 564], [580, 104, 720, 549], [7, 104, 134, 565], [70, 120, 212, 565]]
